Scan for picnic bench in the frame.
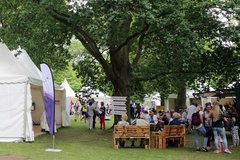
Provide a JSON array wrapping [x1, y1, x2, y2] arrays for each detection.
[[151, 125, 186, 149], [113, 125, 150, 149]]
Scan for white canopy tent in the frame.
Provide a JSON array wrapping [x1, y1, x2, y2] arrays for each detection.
[[0, 43, 66, 142], [15, 49, 67, 129], [14, 49, 44, 126], [61, 78, 75, 126], [61, 78, 75, 97], [0, 43, 34, 142]]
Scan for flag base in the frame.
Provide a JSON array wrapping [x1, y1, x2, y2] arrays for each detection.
[[45, 148, 62, 152]]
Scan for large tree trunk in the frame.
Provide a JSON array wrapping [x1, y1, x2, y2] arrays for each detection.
[[176, 84, 186, 112], [107, 18, 133, 124], [110, 45, 131, 124]]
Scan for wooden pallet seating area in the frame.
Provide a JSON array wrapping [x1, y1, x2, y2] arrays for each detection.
[[113, 125, 150, 149], [151, 125, 186, 149]]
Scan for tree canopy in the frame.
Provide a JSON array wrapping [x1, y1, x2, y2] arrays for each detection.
[[0, 0, 239, 113], [53, 62, 81, 91]]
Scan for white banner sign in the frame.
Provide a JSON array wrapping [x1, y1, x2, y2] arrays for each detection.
[[114, 107, 127, 111], [111, 96, 127, 116], [111, 96, 127, 101], [113, 111, 127, 116], [112, 101, 126, 105]]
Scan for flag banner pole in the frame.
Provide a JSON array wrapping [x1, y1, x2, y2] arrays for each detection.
[[53, 135, 55, 149], [45, 135, 61, 152], [41, 63, 62, 153]]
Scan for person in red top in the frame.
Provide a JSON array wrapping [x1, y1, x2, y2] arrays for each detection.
[[99, 102, 106, 129]]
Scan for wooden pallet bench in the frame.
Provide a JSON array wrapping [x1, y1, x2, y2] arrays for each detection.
[[151, 125, 186, 149], [113, 125, 150, 149]]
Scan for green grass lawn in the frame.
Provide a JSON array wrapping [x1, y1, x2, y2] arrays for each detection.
[[0, 117, 240, 160]]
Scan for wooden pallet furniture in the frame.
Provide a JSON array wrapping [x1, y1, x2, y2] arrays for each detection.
[[150, 125, 186, 149], [162, 125, 186, 148], [113, 125, 150, 149]]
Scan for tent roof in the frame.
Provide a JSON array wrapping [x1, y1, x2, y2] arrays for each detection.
[[0, 43, 28, 83], [14, 49, 64, 90], [14, 49, 43, 86], [61, 79, 75, 97]]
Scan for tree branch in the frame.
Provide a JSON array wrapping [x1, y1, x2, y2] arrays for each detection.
[[46, 7, 115, 81], [47, 8, 72, 26], [112, 23, 149, 53], [131, 32, 145, 69]]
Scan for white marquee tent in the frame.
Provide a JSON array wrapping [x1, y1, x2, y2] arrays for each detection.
[[15, 49, 67, 129], [61, 78, 75, 126], [0, 43, 66, 142], [0, 43, 34, 142]]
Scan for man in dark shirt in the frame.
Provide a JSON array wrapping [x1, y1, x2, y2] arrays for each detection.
[[169, 112, 182, 125]]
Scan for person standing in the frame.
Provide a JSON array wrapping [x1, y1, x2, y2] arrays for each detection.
[[92, 100, 101, 129], [130, 104, 135, 120], [203, 103, 213, 149], [99, 102, 106, 129], [135, 103, 141, 118], [192, 106, 209, 152], [209, 102, 231, 154], [187, 103, 197, 133], [74, 100, 81, 122], [92, 100, 97, 129], [80, 101, 87, 123], [228, 106, 239, 147], [87, 101, 95, 130]]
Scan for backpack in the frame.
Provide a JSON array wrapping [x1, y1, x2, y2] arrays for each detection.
[[192, 112, 201, 126]]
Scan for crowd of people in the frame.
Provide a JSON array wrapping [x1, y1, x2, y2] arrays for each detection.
[[71, 98, 111, 130], [71, 98, 239, 153], [188, 102, 239, 153], [119, 102, 239, 153]]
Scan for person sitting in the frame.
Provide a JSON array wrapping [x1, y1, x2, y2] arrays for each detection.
[[117, 116, 129, 126], [169, 112, 182, 125], [155, 118, 165, 131], [162, 114, 170, 125], [131, 117, 149, 148], [143, 110, 151, 125], [131, 118, 149, 126], [117, 116, 129, 147]]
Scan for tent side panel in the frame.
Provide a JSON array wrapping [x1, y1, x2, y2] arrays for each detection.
[[0, 83, 25, 142]]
